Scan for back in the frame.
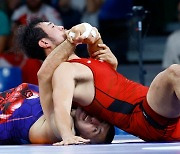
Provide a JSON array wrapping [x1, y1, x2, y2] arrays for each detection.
[[69, 58, 148, 103], [69, 58, 149, 135], [0, 83, 43, 144]]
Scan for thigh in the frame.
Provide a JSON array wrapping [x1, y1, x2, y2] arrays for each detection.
[[147, 70, 179, 118]]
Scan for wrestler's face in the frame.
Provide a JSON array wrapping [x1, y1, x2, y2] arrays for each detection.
[[38, 22, 66, 48], [74, 108, 110, 144]]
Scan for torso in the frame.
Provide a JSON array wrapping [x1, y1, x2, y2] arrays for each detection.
[[69, 58, 152, 139], [70, 58, 148, 110]]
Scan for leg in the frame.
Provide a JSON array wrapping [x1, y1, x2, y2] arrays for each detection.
[[147, 64, 180, 118]]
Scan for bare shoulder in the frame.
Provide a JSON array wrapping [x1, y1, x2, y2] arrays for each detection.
[[53, 62, 79, 82], [53, 61, 93, 81], [56, 62, 74, 69], [29, 115, 58, 144], [54, 62, 75, 75], [55, 61, 90, 74]]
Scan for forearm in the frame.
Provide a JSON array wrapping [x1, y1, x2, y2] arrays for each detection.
[[52, 64, 76, 140], [87, 37, 103, 57], [38, 40, 75, 121], [37, 40, 75, 80], [54, 107, 75, 140]]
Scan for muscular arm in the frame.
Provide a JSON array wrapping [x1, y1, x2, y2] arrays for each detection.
[[52, 63, 75, 141], [67, 24, 118, 70], [37, 40, 75, 130], [52, 62, 90, 145]]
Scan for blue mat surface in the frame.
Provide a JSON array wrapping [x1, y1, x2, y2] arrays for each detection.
[[0, 135, 179, 154]]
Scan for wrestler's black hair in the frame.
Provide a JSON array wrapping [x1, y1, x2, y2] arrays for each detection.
[[15, 18, 48, 60], [104, 125, 115, 144]]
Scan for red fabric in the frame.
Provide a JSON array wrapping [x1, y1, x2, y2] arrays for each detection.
[[18, 14, 27, 25], [142, 99, 180, 141], [0, 53, 42, 85], [69, 58, 180, 141], [21, 58, 42, 85], [0, 53, 24, 66]]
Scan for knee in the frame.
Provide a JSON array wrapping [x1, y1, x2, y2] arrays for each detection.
[[166, 64, 180, 82]]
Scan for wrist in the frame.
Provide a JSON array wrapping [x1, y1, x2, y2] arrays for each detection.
[[61, 131, 75, 140], [62, 39, 76, 52]]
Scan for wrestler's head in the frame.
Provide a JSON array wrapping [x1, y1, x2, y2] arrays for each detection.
[[16, 18, 66, 60], [36, 21, 66, 55], [72, 107, 115, 144]]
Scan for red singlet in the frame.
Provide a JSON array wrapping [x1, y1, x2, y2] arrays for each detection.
[[69, 58, 180, 141]]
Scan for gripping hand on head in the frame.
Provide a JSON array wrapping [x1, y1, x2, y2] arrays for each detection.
[[92, 44, 118, 70], [66, 23, 101, 45]]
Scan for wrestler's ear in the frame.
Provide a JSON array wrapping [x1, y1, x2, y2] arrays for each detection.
[[38, 38, 51, 49]]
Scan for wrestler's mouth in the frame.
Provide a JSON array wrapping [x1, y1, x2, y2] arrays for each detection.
[[80, 111, 91, 122]]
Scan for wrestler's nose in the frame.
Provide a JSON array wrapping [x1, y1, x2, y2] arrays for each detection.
[[91, 117, 101, 125], [58, 26, 64, 31]]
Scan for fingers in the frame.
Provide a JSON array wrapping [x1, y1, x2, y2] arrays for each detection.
[[91, 43, 117, 66], [94, 53, 110, 62], [97, 43, 108, 49], [65, 30, 73, 43], [76, 35, 88, 43], [92, 49, 105, 57], [92, 44, 110, 58], [66, 30, 83, 44], [53, 141, 83, 146], [85, 27, 99, 44], [53, 136, 90, 146], [66, 26, 100, 45], [53, 140, 89, 146]]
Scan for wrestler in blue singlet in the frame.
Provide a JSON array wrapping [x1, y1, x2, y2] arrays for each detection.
[[0, 83, 43, 144]]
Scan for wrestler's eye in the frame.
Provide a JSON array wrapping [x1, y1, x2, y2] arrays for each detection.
[[93, 127, 98, 132]]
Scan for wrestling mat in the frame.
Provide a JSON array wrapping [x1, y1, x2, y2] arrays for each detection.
[[1, 135, 180, 154]]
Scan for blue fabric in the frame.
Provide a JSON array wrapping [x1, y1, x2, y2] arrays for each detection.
[[0, 10, 10, 35], [0, 83, 43, 144], [0, 67, 22, 92]]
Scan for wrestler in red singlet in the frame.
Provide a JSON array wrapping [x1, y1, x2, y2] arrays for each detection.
[[69, 58, 180, 141]]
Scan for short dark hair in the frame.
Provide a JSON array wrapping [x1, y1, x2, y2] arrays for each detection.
[[15, 18, 48, 60], [104, 125, 115, 144]]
